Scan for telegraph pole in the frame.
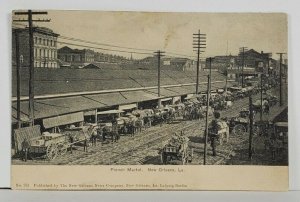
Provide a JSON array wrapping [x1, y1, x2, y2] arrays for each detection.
[[225, 67, 228, 92], [204, 74, 210, 165], [248, 96, 254, 159], [260, 73, 263, 121], [154, 50, 165, 108], [239, 47, 248, 88], [15, 30, 21, 128], [14, 10, 50, 126], [193, 30, 206, 94], [276, 53, 286, 106], [209, 57, 212, 90]]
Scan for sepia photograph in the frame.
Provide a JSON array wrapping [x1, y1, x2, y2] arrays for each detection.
[[11, 11, 288, 168]]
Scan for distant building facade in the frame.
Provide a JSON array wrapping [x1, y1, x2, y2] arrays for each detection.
[[12, 27, 59, 68], [205, 49, 274, 74], [94, 52, 129, 64], [162, 57, 196, 71], [205, 55, 237, 72], [57, 46, 95, 68]]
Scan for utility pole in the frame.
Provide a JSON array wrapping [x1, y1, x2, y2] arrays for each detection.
[[276, 53, 286, 106], [264, 53, 272, 87], [14, 10, 50, 126], [239, 47, 248, 88], [154, 50, 165, 108], [225, 67, 228, 92], [248, 96, 254, 159], [193, 30, 206, 95], [15, 30, 21, 128], [204, 74, 210, 165], [260, 73, 263, 121], [209, 57, 212, 90]]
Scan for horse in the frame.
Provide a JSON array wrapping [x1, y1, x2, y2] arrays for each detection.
[[135, 118, 144, 133]]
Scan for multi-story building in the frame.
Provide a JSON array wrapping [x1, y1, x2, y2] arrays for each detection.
[[205, 49, 273, 73], [58, 46, 95, 68], [12, 27, 59, 68], [205, 55, 237, 72]]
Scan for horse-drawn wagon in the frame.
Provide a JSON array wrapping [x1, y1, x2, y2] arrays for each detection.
[[14, 125, 92, 161], [229, 109, 251, 136], [160, 133, 193, 165]]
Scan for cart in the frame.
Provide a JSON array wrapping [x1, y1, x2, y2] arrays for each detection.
[[160, 134, 193, 165], [28, 126, 92, 160], [229, 110, 251, 136]]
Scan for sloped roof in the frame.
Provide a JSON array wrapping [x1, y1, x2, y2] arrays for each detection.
[[12, 66, 226, 97]]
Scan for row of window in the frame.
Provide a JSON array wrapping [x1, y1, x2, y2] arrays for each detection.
[[61, 55, 94, 62], [34, 37, 57, 47], [34, 61, 58, 68], [34, 48, 57, 59]]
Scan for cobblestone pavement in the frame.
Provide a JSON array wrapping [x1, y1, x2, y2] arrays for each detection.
[[12, 90, 287, 165]]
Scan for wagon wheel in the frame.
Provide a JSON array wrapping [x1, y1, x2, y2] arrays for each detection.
[[160, 152, 165, 165], [46, 144, 58, 160], [233, 124, 246, 136], [189, 148, 194, 162], [253, 126, 260, 136], [181, 155, 186, 165], [57, 143, 68, 156]]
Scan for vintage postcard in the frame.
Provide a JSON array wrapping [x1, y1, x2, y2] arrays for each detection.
[[11, 10, 288, 190]]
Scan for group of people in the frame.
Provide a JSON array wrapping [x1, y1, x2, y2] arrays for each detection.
[[252, 124, 287, 161]]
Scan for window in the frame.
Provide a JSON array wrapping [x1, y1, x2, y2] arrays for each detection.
[[39, 38, 41, 44], [54, 41, 56, 47], [47, 39, 49, 46], [35, 62, 38, 67], [43, 39, 46, 45], [34, 37, 37, 44], [50, 40, 53, 46], [43, 49, 46, 58], [39, 49, 42, 57], [47, 50, 49, 58]]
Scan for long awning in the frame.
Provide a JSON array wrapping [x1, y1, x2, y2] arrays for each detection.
[[43, 112, 84, 129], [161, 97, 172, 102], [97, 110, 124, 115], [119, 103, 137, 110], [274, 122, 288, 128], [84, 110, 96, 116], [12, 82, 234, 123]]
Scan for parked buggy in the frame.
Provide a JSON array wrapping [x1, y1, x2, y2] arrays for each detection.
[[160, 133, 193, 165]]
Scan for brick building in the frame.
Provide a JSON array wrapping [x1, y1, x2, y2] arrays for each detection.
[[12, 27, 59, 68], [57, 46, 95, 68]]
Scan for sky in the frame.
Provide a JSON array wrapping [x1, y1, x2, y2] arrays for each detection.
[[14, 11, 288, 60]]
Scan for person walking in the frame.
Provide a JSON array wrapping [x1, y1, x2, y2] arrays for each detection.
[[208, 111, 222, 156]]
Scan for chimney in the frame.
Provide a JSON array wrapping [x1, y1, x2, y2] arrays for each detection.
[[261, 51, 264, 54]]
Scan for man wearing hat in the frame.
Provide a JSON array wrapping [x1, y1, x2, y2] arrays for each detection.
[[208, 111, 221, 156]]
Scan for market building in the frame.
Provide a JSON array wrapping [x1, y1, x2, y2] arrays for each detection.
[[11, 68, 234, 131]]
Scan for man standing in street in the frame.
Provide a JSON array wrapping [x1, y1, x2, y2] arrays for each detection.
[[208, 111, 221, 156], [21, 138, 30, 162]]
